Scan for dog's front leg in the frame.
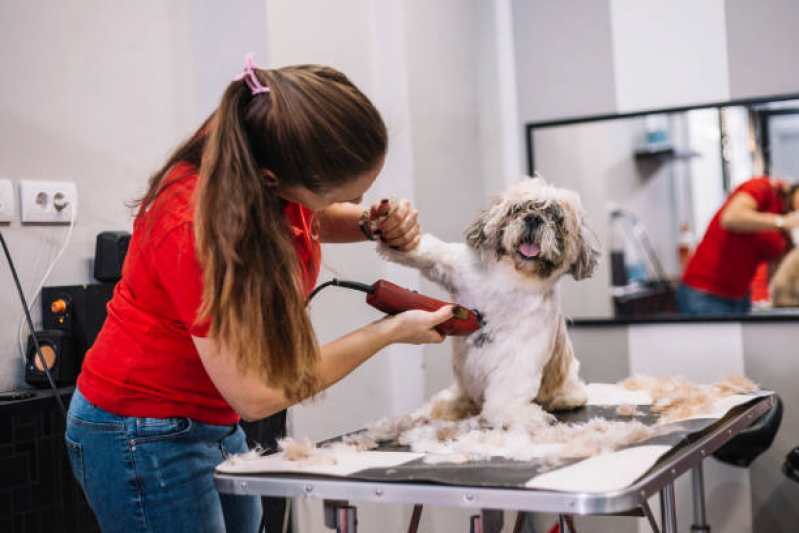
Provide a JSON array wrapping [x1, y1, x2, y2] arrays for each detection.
[[481, 367, 555, 432], [378, 234, 468, 292]]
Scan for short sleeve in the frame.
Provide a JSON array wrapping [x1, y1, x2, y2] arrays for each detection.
[[736, 178, 773, 210], [152, 223, 211, 337]]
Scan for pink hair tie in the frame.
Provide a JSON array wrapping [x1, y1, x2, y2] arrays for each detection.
[[233, 53, 270, 95]]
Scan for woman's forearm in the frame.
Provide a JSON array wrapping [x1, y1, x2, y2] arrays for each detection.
[[720, 208, 784, 233], [318, 203, 368, 243], [316, 319, 397, 389], [194, 320, 398, 421], [720, 192, 784, 233]]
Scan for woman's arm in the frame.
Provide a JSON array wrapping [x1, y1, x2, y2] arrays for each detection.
[[720, 192, 799, 232], [193, 306, 454, 421], [318, 200, 421, 250], [317, 203, 367, 243]]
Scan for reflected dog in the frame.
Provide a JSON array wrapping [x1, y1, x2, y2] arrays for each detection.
[[771, 247, 799, 307], [380, 177, 599, 431]]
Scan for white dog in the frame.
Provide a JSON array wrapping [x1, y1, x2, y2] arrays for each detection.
[[380, 177, 599, 432]]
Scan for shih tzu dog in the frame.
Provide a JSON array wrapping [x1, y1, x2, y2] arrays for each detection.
[[380, 177, 599, 432], [771, 246, 799, 307]]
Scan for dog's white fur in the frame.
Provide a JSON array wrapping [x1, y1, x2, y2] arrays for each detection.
[[380, 177, 599, 431]]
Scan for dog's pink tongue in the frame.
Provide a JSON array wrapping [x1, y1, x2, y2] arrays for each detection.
[[519, 243, 540, 257]]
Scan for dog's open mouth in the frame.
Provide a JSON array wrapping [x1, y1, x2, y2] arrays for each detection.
[[517, 241, 541, 260]]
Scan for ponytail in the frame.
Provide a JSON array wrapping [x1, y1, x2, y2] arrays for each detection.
[[196, 81, 319, 401], [139, 64, 387, 401]]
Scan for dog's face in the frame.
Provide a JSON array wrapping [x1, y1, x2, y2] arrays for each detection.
[[464, 177, 599, 281]]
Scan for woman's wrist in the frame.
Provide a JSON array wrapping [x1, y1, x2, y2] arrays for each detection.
[[358, 209, 378, 241], [366, 316, 400, 346]]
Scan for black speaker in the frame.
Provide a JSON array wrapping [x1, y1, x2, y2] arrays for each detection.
[[25, 329, 79, 388], [94, 231, 131, 282], [42, 283, 115, 370]]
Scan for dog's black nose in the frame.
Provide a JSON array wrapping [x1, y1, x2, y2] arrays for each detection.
[[524, 213, 542, 227]]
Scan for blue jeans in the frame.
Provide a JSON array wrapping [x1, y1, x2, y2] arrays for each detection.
[[677, 283, 751, 316], [65, 387, 260, 532]]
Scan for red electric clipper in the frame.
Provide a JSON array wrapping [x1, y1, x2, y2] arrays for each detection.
[[366, 280, 480, 336], [308, 278, 481, 336]]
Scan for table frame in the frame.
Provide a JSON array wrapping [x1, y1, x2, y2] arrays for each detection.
[[215, 396, 771, 532]]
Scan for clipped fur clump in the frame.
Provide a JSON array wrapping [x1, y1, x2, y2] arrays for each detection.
[[360, 400, 665, 466], [275, 437, 377, 466], [714, 375, 759, 395], [279, 437, 318, 461], [619, 375, 759, 422], [616, 404, 642, 417]]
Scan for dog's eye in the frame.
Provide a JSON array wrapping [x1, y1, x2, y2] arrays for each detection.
[[545, 205, 565, 224]]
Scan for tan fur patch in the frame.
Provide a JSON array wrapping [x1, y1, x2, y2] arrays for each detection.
[[430, 395, 480, 421], [536, 315, 572, 410]]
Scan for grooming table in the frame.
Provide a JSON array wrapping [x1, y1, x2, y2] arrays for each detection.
[[215, 393, 773, 533]]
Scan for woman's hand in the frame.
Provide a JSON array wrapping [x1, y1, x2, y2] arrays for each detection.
[[784, 210, 799, 230], [378, 305, 455, 345], [370, 198, 421, 251]]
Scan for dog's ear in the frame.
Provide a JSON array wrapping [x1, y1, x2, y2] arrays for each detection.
[[464, 197, 501, 250], [570, 215, 600, 280]]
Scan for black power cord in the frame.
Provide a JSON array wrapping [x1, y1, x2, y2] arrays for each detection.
[[0, 231, 67, 419], [306, 278, 375, 304]]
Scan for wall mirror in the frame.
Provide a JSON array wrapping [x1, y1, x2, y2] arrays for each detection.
[[527, 95, 799, 321]]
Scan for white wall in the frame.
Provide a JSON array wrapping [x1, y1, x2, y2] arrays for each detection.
[[0, 1, 199, 391], [609, 0, 730, 112]]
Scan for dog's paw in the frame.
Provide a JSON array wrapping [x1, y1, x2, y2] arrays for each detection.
[[481, 402, 555, 433], [543, 380, 588, 412]]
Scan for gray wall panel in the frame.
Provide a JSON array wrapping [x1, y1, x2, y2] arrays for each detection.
[[512, 0, 617, 123], [726, 0, 799, 99], [568, 325, 629, 382]]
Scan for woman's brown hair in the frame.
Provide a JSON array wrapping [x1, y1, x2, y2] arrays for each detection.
[[137, 65, 387, 401]]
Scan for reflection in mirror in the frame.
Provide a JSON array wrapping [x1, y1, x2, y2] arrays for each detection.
[[528, 98, 799, 321]]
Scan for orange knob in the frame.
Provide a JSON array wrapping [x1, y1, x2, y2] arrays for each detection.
[[51, 299, 68, 314]]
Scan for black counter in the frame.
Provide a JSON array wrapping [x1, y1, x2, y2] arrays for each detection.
[[569, 309, 799, 327]]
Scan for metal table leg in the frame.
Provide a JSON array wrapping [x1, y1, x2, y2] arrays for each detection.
[[324, 499, 358, 532], [691, 465, 710, 532], [559, 514, 571, 533], [642, 500, 662, 533], [512, 511, 527, 533], [470, 509, 504, 533], [408, 504, 423, 533], [660, 482, 678, 533]]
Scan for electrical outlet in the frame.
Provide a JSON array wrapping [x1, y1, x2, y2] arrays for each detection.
[[19, 180, 78, 224], [0, 178, 13, 223]]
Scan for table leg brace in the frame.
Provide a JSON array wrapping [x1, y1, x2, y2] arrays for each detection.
[[470, 509, 504, 533], [324, 499, 358, 533]]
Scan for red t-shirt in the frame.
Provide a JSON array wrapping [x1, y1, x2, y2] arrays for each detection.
[[77, 164, 321, 424], [682, 176, 786, 299]]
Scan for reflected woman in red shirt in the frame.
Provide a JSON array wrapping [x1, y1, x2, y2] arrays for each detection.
[[65, 56, 455, 532], [679, 176, 799, 315]]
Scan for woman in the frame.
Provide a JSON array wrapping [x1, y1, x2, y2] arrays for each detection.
[[678, 175, 799, 315], [65, 56, 454, 532]]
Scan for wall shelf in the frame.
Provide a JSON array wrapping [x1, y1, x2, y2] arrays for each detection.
[[634, 145, 701, 160]]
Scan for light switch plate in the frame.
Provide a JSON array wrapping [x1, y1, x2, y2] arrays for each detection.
[[0, 178, 13, 223], [19, 180, 78, 224]]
